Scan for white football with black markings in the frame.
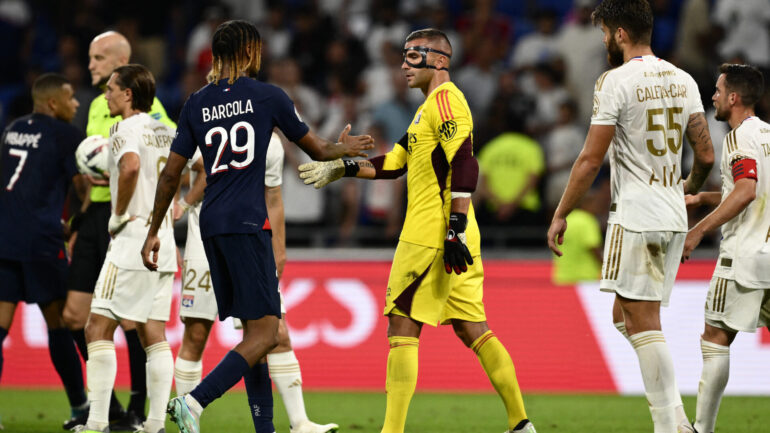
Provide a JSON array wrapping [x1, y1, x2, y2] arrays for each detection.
[[75, 135, 109, 179]]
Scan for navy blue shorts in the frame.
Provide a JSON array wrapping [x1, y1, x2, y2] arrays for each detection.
[[202, 232, 280, 321], [0, 257, 68, 304]]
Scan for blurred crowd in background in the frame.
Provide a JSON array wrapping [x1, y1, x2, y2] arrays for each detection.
[[1, 0, 769, 250]]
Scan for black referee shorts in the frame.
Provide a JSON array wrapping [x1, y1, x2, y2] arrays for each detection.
[[67, 201, 110, 293]]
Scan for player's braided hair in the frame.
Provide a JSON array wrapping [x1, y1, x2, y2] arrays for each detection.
[[208, 20, 262, 85]]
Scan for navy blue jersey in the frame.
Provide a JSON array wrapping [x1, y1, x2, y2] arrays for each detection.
[[0, 113, 82, 260], [171, 77, 309, 238]]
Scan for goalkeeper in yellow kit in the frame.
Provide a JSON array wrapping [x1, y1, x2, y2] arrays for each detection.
[[299, 29, 535, 433]]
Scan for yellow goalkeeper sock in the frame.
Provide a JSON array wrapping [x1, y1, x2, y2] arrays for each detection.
[[381, 336, 419, 433], [472, 330, 527, 429]]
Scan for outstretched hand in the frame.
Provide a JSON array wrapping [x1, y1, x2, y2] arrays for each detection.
[[547, 217, 567, 256], [299, 159, 346, 189], [337, 124, 374, 158]]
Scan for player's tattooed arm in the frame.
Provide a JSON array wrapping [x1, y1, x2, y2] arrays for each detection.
[[683, 112, 715, 195], [355, 160, 377, 179]]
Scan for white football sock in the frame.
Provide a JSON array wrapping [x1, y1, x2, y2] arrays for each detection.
[[694, 338, 730, 433], [86, 340, 116, 431], [620, 324, 688, 427], [145, 341, 174, 433], [184, 393, 204, 419], [175, 356, 203, 396], [614, 321, 629, 339], [268, 350, 308, 428], [630, 331, 679, 433]]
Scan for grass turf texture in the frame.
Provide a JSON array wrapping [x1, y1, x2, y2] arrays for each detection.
[[0, 389, 768, 432]]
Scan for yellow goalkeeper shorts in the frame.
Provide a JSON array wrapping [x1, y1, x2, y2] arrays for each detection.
[[384, 240, 486, 326]]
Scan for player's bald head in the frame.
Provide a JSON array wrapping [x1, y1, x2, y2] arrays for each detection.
[[90, 31, 131, 62], [405, 28, 452, 57], [89, 31, 132, 86]]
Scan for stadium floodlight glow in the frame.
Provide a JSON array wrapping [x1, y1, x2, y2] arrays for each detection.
[[402, 46, 451, 71]]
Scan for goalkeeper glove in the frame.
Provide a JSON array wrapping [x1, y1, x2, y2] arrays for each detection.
[[444, 212, 473, 274], [298, 159, 360, 189], [108, 213, 131, 236]]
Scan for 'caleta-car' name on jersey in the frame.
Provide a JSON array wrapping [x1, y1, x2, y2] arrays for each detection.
[[635, 84, 688, 102], [201, 99, 254, 122]]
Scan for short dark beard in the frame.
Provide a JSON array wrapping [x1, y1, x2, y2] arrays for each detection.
[[714, 106, 729, 121], [606, 37, 624, 68]]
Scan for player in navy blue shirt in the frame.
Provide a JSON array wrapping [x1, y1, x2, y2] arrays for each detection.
[[141, 20, 372, 433], [0, 73, 89, 427]]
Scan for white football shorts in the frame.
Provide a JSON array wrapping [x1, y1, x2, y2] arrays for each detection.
[[705, 275, 770, 333], [91, 261, 174, 322], [599, 224, 685, 307]]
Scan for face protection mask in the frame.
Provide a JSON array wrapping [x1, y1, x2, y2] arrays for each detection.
[[402, 46, 451, 71]]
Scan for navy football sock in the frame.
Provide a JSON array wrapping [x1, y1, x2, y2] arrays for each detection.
[[124, 328, 147, 415], [190, 351, 250, 409], [0, 326, 8, 382], [244, 362, 274, 433], [71, 328, 88, 362], [48, 327, 88, 407]]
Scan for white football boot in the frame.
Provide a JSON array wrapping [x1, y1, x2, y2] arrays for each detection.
[[507, 419, 537, 433], [290, 420, 340, 433]]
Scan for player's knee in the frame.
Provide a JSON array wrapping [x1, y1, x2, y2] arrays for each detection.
[[266, 328, 280, 350], [275, 322, 292, 350], [84, 320, 102, 343], [62, 306, 85, 329], [452, 327, 474, 347], [186, 326, 210, 350]]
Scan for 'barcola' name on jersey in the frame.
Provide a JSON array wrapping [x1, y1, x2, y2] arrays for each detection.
[[201, 99, 254, 123]]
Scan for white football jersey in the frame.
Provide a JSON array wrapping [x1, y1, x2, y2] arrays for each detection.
[[106, 112, 176, 271], [184, 132, 284, 261], [592, 56, 704, 232], [715, 117, 770, 288]]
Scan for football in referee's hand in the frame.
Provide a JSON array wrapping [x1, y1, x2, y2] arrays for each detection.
[[76, 135, 109, 179]]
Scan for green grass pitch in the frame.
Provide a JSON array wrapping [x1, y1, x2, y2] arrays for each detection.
[[1, 388, 768, 432]]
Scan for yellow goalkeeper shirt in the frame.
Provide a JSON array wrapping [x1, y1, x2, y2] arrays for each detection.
[[380, 81, 481, 256], [86, 94, 176, 202]]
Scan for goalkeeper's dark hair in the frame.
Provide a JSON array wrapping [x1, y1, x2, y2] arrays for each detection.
[[113, 64, 155, 113], [208, 19, 262, 85], [719, 63, 764, 108], [406, 28, 452, 52], [31, 73, 70, 103], [592, 0, 653, 45]]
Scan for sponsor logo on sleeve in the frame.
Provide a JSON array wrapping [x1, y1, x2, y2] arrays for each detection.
[[438, 120, 457, 141]]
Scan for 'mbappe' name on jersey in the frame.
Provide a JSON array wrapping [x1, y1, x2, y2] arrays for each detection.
[[202, 99, 254, 122], [636, 84, 688, 102], [4, 131, 41, 148]]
